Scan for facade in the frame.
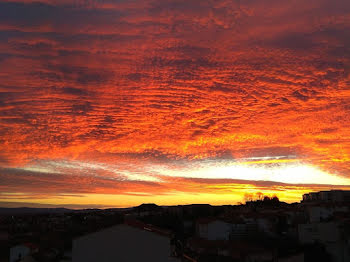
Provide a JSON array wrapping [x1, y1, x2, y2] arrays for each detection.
[[298, 222, 350, 262], [197, 219, 232, 240], [298, 222, 340, 244], [303, 190, 350, 203], [10, 245, 31, 262], [197, 219, 259, 240], [230, 223, 256, 239], [72, 223, 180, 262], [306, 205, 348, 223]]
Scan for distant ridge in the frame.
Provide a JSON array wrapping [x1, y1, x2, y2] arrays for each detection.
[[0, 207, 73, 215], [0, 206, 135, 215]]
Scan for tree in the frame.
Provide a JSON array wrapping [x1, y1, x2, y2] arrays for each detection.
[[263, 195, 271, 201], [244, 193, 254, 202], [243, 192, 280, 205], [256, 192, 264, 201]]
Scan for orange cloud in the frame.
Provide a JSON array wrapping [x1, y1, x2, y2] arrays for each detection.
[[0, 0, 350, 207]]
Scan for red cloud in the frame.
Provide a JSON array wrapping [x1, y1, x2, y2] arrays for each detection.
[[0, 0, 350, 206]]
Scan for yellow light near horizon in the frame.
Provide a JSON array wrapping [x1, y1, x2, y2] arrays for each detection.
[[7, 159, 350, 209], [155, 161, 350, 186], [0, 191, 297, 208], [20, 159, 350, 186]]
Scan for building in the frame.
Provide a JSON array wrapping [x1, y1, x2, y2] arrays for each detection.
[[187, 238, 276, 261], [196, 218, 259, 240], [72, 220, 180, 262], [303, 190, 350, 203], [298, 222, 350, 262], [10, 244, 38, 262], [305, 205, 348, 223], [196, 219, 231, 240]]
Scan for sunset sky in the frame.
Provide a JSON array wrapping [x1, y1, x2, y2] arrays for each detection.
[[1, 0, 350, 208]]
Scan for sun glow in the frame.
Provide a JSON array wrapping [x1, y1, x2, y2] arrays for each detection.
[[19, 158, 350, 186], [4, 157, 350, 207], [154, 160, 350, 186]]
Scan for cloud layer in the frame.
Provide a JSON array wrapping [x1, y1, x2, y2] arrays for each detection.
[[0, 0, 350, 207]]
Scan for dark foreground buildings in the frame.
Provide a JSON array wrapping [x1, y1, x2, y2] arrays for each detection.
[[2, 190, 350, 262]]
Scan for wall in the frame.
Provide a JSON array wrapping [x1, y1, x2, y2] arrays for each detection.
[[73, 224, 179, 262]]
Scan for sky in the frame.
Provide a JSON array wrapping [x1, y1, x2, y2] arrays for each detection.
[[0, 0, 350, 208]]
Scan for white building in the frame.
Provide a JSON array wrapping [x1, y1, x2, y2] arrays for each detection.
[[303, 190, 350, 203], [196, 219, 231, 240], [298, 222, 350, 262], [241, 213, 277, 236], [196, 218, 259, 240], [10, 244, 38, 262], [305, 205, 348, 223], [298, 222, 340, 244], [72, 221, 180, 262]]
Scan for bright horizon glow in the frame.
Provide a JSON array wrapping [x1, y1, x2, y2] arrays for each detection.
[[18, 158, 350, 186], [153, 161, 350, 185]]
